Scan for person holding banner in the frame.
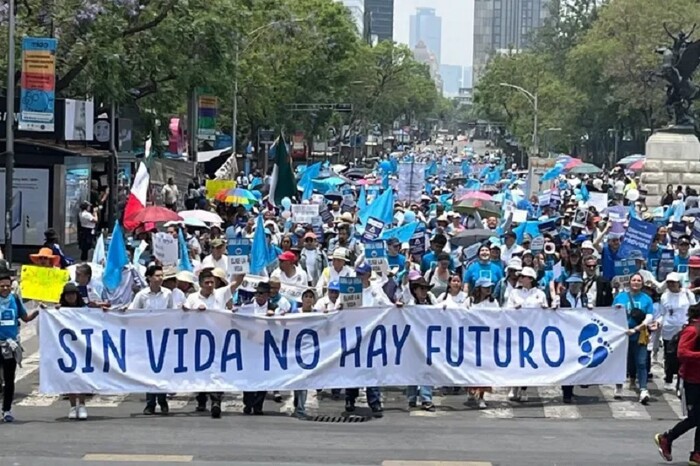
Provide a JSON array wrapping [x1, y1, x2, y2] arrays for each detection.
[[654, 303, 700, 465], [437, 274, 468, 309], [129, 265, 175, 415], [404, 276, 437, 412], [271, 251, 308, 287], [58, 283, 90, 420], [465, 277, 498, 409], [0, 273, 39, 423], [613, 273, 653, 404], [496, 258, 522, 306]]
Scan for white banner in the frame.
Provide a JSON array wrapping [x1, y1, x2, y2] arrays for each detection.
[[152, 232, 178, 266], [39, 307, 628, 394]]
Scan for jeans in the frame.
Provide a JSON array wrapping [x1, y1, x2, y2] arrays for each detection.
[[407, 386, 432, 404], [663, 338, 680, 384], [196, 392, 222, 408], [293, 390, 307, 416], [243, 391, 267, 412], [667, 381, 700, 451], [1, 358, 16, 412], [627, 341, 648, 390], [145, 393, 167, 408], [345, 387, 381, 407]]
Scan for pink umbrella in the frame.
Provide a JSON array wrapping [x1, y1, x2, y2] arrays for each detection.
[[629, 159, 645, 171], [564, 158, 583, 170], [458, 191, 493, 202]]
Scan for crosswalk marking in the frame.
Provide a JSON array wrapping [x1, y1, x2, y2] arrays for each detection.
[[409, 394, 445, 417], [537, 387, 581, 419], [166, 395, 191, 410], [15, 352, 40, 383], [480, 390, 514, 419], [85, 395, 128, 408], [599, 385, 651, 420], [16, 390, 59, 407]]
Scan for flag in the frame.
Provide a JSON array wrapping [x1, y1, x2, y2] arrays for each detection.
[[486, 168, 501, 185], [268, 134, 296, 205], [92, 233, 105, 266], [123, 161, 149, 231], [357, 186, 368, 212], [541, 165, 563, 182], [461, 159, 470, 176], [380, 222, 418, 243], [358, 187, 394, 226], [102, 222, 128, 292], [628, 202, 639, 220], [580, 183, 590, 202], [178, 228, 193, 272], [465, 178, 481, 191], [250, 215, 272, 275], [513, 220, 541, 242], [299, 161, 322, 200], [673, 200, 686, 222]]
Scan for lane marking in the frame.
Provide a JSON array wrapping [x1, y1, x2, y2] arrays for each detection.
[[480, 389, 514, 419], [85, 395, 128, 408], [537, 387, 581, 419], [599, 385, 651, 420], [382, 462, 493, 466], [15, 352, 40, 383], [82, 454, 193, 462], [16, 390, 60, 407]]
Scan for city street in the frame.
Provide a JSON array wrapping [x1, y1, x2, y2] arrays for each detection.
[[1, 320, 688, 466]]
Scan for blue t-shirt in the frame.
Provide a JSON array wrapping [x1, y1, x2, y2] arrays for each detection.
[[675, 254, 689, 274], [421, 251, 456, 273], [387, 253, 406, 270], [601, 244, 622, 280], [647, 247, 663, 274], [463, 261, 504, 290], [0, 294, 27, 341], [613, 291, 654, 341]]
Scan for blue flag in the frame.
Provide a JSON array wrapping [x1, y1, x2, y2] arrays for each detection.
[[466, 178, 481, 191], [541, 165, 563, 182], [461, 160, 470, 176], [580, 183, 590, 202], [102, 222, 128, 292], [628, 202, 639, 220], [300, 162, 322, 200], [250, 215, 272, 275], [359, 187, 394, 226], [357, 185, 368, 212], [513, 220, 541, 242], [380, 222, 418, 243], [178, 228, 193, 272], [485, 168, 501, 185]]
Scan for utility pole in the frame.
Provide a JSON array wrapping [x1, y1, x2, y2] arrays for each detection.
[[4, 0, 16, 263], [232, 44, 239, 161]]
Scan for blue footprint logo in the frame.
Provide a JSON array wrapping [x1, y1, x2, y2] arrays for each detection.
[[578, 319, 612, 368]]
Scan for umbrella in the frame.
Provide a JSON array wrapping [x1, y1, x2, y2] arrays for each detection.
[[447, 176, 468, 187], [569, 163, 602, 175], [215, 187, 257, 205], [324, 191, 344, 202], [344, 168, 372, 179], [684, 208, 700, 217], [458, 191, 493, 202], [449, 229, 494, 248], [564, 158, 583, 170], [629, 159, 645, 171], [454, 199, 501, 217], [165, 218, 209, 229], [128, 206, 182, 227], [178, 209, 224, 224], [618, 154, 645, 166]]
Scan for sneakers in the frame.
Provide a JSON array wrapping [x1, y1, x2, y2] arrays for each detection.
[[640, 389, 650, 405], [68, 407, 78, 420], [689, 451, 700, 466], [664, 382, 675, 391], [654, 433, 672, 462], [210, 404, 222, 419], [478, 399, 487, 409], [421, 402, 436, 412], [143, 405, 156, 415], [508, 388, 520, 401], [614, 385, 623, 399], [158, 401, 169, 415], [273, 391, 283, 403], [2, 411, 14, 423], [77, 405, 88, 420], [370, 404, 384, 418]]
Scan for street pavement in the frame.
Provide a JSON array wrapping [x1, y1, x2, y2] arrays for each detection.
[[0, 319, 691, 465]]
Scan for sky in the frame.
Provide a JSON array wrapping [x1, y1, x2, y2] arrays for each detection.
[[393, 0, 474, 67]]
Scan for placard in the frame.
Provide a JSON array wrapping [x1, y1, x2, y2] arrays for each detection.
[[364, 241, 386, 272], [152, 232, 178, 266], [398, 162, 426, 203], [531, 236, 545, 253], [409, 229, 426, 256], [670, 221, 686, 244], [657, 249, 675, 282], [319, 205, 335, 224], [572, 209, 589, 229], [205, 179, 235, 200], [588, 192, 608, 213], [614, 258, 639, 284], [227, 238, 251, 274], [19, 37, 58, 132], [19, 265, 69, 303], [619, 217, 658, 257], [362, 217, 384, 243], [339, 276, 363, 308], [291, 204, 319, 224]]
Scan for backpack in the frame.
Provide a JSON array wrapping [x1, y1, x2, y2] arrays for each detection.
[[670, 321, 700, 356]]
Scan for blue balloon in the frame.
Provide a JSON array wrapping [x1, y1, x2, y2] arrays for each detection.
[[281, 197, 292, 210], [403, 211, 416, 224], [379, 160, 392, 173]]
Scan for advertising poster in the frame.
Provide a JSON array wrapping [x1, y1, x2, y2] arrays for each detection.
[[0, 168, 50, 245], [197, 94, 218, 141], [19, 37, 58, 131]]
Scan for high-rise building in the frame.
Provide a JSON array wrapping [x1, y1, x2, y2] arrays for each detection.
[[472, 0, 550, 84], [440, 64, 463, 96], [462, 66, 474, 88], [364, 0, 394, 42], [413, 41, 443, 93], [409, 7, 442, 64], [336, 0, 365, 37]]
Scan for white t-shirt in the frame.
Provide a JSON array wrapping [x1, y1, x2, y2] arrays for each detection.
[[201, 254, 229, 274], [304, 249, 319, 280], [129, 287, 174, 310], [507, 287, 548, 308], [183, 287, 232, 309], [79, 210, 97, 229], [271, 266, 309, 287]]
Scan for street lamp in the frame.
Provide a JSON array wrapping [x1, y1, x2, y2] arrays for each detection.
[[232, 17, 310, 175], [499, 82, 539, 156]]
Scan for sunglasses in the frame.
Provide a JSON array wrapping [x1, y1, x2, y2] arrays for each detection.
[[304, 238, 314, 243]]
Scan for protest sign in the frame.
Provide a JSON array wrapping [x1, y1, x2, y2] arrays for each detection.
[[364, 241, 386, 273], [339, 276, 363, 308], [607, 206, 627, 222], [362, 217, 384, 243], [310, 216, 325, 242], [670, 221, 686, 244], [588, 192, 608, 213], [694, 219, 700, 242], [20, 265, 69, 303], [205, 180, 235, 200], [39, 306, 628, 393], [549, 190, 561, 209], [342, 188, 354, 203], [409, 229, 426, 256], [657, 249, 675, 282], [280, 283, 306, 305], [291, 204, 319, 225], [227, 238, 251, 275], [614, 258, 639, 284], [619, 217, 658, 257], [153, 232, 178, 266], [538, 190, 551, 207], [398, 162, 426, 203], [531, 236, 545, 253], [319, 205, 335, 224], [340, 199, 355, 214], [572, 209, 588, 229]]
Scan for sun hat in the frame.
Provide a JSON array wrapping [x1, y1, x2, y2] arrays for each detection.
[[331, 248, 349, 262], [175, 271, 196, 284], [355, 263, 372, 275], [211, 267, 228, 285], [475, 277, 493, 288], [328, 281, 340, 292], [29, 247, 60, 267], [666, 272, 682, 283], [520, 267, 537, 279]]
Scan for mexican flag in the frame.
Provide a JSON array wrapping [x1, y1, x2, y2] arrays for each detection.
[[268, 134, 297, 205]]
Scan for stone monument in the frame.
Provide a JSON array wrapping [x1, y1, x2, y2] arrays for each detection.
[[641, 25, 700, 206]]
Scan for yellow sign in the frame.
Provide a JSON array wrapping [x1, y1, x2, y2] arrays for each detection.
[[20, 265, 69, 303], [205, 179, 235, 200]]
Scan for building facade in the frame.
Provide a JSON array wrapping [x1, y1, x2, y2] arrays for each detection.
[[364, 0, 394, 42], [413, 41, 443, 93], [440, 64, 463, 96], [336, 0, 365, 37], [472, 0, 550, 84], [409, 7, 443, 64]]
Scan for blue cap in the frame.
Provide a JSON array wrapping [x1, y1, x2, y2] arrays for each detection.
[[355, 263, 372, 275], [628, 250, 645, 260], [475, 277, 493, 288], [566, 274, 583, 283], [328, 281, 340, 292]]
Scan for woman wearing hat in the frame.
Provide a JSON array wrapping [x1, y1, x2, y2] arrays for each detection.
[[58, 283, 90, 419], [29, 248, 61, 268], [506, 267, 548, 309], [43, 228, 73, 268], [315, 247, 353, 297], [557, 274, 590, 404], [437, 274, 468, 309], [465, 277, 498, 409], [659, 272, 694, 392]]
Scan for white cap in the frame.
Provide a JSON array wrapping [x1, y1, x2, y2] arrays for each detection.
[[582, 240, 595, 250], [507, 258, 523, 271], [666, 272, 682, 283], [520, 267, 537, 279]]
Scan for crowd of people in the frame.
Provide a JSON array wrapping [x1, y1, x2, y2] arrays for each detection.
[[2, 144, 700, 463]]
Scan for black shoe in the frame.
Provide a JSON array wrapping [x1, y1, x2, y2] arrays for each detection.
[[408, 401, 417, 408], [159, 401, 169, 415], [563, 396, 573, 404], [331, 393, 341, 401], [273, 394, 283, 403], [195, 403, 207, 412], [211, 404, 221, 419], [345, 400, 355, 412], [253, 409, 264, 415], [370, 404, 384, 418], [143, 405, 156, 415], [243, 406, 253, 415]]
